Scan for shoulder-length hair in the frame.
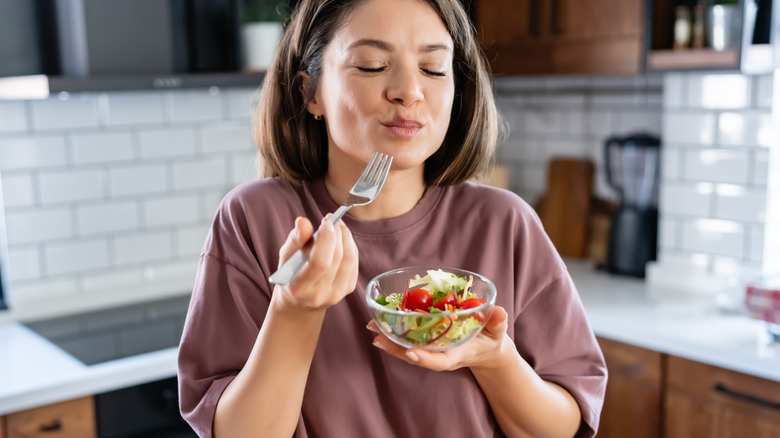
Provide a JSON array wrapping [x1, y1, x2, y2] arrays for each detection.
[[254, 0, 498, 186]]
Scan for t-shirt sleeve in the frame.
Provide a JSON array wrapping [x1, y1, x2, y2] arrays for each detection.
[[513, 270, 607, 438], [177, 252, 269, 437]]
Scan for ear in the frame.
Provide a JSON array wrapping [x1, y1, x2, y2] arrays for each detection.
[[296, 71, 323, 117]]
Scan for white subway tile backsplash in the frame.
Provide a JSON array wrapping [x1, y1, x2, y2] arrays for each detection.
[[714, 185, 766, 223], [39, 168, 105, 204], [224, 88, 258, 120], [143, 194, 201, 227], [229, 154, 259, 185], [201, 124, 254, 154], [77, 200, 139, 236], [175, 224, 209, 257], [616, 111, 662, 137], [749, 226, 764, 262], [660, 182, 712, 217], [9, 278, 79, 304], [45, 239, 111, 276], [583, 111, 614, 139], [755, 74, 773, 109], [109, 163, 168, 197], [81, 269, 144, 293], [717, 112, 774, 148], [104, 91, 166, 126], [1, 173, 36, 208], [5, 208, 73, 245], [663, 73, 687, 108], [659, 217, 678, 250], [0, 101, 29, 132], [753, 148, 769, 186], [167, 90, 223, 123], [498, 139, 537, 162], [72, 131, 135, 164], [680, 218, 745, 258], [141, 259, 198, 283], [114, 231, 173, 265], [524, 110, 563, 135], [663, 112, 716, 145], [7, 246, 41, 281], [202, 190, 230, 221], [172, 157, 228, 191], [30, 95, 100, 130], [683, 148, 749, 184], [138, 128, 198, 159], [687, 74, 751, 109], [0, 136, 68, 170], [660, 145, 681, 180], [538, 140, 587, 162]]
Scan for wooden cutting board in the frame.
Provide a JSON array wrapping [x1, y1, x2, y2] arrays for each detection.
[[537, 158, 595, 258]]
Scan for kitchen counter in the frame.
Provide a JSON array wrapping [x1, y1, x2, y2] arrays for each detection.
[[1, 259, 778, 415]]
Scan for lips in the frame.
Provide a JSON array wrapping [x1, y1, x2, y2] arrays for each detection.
[[381, 116, 424, 139]]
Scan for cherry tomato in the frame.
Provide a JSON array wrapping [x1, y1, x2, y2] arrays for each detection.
[[433, 293, 456, 311], [403, 288, 433, 311], [459, 298, 486, 310]]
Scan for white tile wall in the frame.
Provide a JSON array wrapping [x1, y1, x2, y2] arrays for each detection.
[[494, 76, 663, 203], [650, 72, 778, 292], [0, 87, 258, 311]]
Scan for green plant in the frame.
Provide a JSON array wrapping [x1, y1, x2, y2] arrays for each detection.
[[242, 0, 289, 23], [710, 0, 739, 5]]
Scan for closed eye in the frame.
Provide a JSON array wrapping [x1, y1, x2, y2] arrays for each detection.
[[357, 66, 386, 73], [423, 69, 446, 77]]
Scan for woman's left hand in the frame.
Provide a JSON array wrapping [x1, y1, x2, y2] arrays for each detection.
[[366, 306, 512, 372]]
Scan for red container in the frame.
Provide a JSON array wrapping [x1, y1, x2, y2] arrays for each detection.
[[745, 280, 780, 324]]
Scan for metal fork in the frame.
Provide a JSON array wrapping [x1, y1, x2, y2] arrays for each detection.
[[269, 152, 393, 285]]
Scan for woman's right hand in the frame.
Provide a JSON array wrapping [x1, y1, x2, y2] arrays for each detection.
[[273, 216, 359, 313]]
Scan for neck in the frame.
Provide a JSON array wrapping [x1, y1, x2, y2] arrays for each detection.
[[324, 165, 426, 221]]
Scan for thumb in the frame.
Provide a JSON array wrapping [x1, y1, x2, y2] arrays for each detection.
[[483, 306, 508, 337]]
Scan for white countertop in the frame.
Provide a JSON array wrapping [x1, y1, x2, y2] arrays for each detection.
[[0, 259, 778, 415]]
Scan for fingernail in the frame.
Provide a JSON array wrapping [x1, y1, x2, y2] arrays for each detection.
[[366, 323, 378, 333], [372, 341, 386, 351], [405, 350, 419, 362]]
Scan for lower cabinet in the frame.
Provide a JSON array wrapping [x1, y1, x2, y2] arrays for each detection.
[[598, 337, 780, 438], [4, 396, 96, 438], [597, 337, 663, 438], [664, 356, 780, 438], [1, 415, 6, 438]]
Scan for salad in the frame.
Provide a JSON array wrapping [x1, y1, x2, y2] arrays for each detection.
[[373, 269, 488, 346]]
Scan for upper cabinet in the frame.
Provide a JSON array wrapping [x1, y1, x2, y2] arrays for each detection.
[[646, 0, 777, 73], [476, 0, 645, 75]]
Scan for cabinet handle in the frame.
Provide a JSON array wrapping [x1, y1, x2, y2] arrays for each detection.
[[550, 0, 562, 35], [529, 0, 540, 37], [713, 383, 780, 410], [39, 419, 63, 432]]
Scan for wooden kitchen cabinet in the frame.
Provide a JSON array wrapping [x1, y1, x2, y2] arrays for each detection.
[[596, 337, 663, 438], [1, 415, 6, 438], [5, 396, 96, 438], [664, 355, 780, 438], [475, 0, 644, 75]]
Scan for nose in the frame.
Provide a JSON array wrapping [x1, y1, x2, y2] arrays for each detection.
[[385, 65, 424, 106]]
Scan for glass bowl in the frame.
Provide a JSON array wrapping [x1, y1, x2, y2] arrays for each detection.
[[366, 266, 496, 351]]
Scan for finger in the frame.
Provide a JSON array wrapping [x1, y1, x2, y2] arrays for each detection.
[[278, 216, 314, 265], [402, 347, 456, 372], [294, 217, 338, 283], [331, 220, 359, 293]]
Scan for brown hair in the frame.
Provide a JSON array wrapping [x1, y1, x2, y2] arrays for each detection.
[[254, 0, 498, 186]]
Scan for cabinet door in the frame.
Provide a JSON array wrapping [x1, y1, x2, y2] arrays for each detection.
[[1, 415, 6, 438], [596, 337, 662, 438], [551, 0, 644, 74], [665, 355, 780, 438], [476, 0, 553, 75], [6, 396, 96, 438]]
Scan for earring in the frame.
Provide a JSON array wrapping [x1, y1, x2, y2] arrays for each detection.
[[314, 114, 322, 120]]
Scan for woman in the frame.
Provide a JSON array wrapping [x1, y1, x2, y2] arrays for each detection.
[[178, 0, 607, 436]]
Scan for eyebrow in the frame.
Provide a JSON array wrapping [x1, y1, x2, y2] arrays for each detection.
[[347, 38, 452, 54]]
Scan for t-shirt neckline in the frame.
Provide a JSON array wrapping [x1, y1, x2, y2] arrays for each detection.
[[305, 178, 445, 236]]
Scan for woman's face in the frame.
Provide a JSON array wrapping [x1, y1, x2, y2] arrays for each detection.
[[306, 0, 455, 174]]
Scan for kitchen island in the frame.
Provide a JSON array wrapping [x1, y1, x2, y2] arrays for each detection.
[[0, 258, 777, 416]]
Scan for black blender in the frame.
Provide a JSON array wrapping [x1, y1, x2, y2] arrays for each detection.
[[604, 133, 661, 277]]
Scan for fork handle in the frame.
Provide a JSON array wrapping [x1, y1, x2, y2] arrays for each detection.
[[268, 205, 353, 285]]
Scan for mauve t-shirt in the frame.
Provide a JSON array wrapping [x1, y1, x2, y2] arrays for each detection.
[[178, 177, 607, 437]]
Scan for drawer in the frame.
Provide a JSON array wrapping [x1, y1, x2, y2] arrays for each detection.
[[598, 337, 662, 384], [666, 355, 780, 420], [6, 397, 96, 438]]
